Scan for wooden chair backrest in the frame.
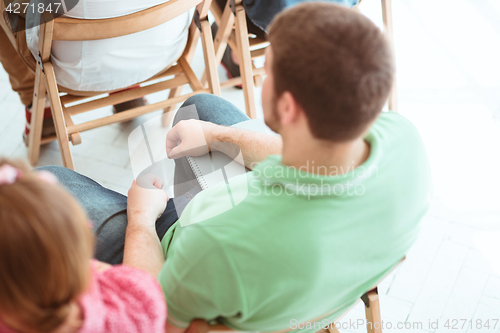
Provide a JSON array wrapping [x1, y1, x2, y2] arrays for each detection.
[[50, 0, 201, 41]]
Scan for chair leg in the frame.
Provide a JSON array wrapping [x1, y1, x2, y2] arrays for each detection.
[[381, 0, 398, 112], [201, 0, 234, 86], [200, 18, 221, 96], [364, 288, 382, 333], [164, 22, 201, 117], [43, 62, 75, 170], [233, 3, 257, 119], [328, 326, 341, 333], [28, 65, 47, 166], [387, 84, 398, 112], [252, 62, 263, 87]]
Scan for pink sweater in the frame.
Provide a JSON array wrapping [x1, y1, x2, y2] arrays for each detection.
[[0, 261, 167, 333]]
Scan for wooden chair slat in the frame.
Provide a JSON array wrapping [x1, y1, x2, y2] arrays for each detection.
[[52, 0, 202, 41], [27, 19, 50, 165], [381, 0, 397, 112], [248, 37, 268, 49], [60, 65, 184, 105], [250, 48, 266, 59], [66, 89, 209, 134], [233, 3, 257, 118], [365, 289, 382, 333], [179, 57, 205, 91], [220, 76, 243, 88], [218, 66, 265, 89], [214, 1, 235, 64], [39, 13, 54, 61], [210, 0, 223, 24], [201, 0, 234, 86], [200, 18, 221, 96], [43, 62, 75, 169], [40, 134, 57, 145], [66, 75, 189, 116], [60, 107, 81, 145], [163, 9, 204, 114]]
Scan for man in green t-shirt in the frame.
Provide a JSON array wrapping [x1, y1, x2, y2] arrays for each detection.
[[140, 3, 430, 332], [44, 2, 431, 332]]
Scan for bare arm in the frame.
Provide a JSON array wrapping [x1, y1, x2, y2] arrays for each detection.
[[212, 125, 282, 169], [123, 217, 164, 277], [166, 119, 282, 169], [123, 175, 168, 277]]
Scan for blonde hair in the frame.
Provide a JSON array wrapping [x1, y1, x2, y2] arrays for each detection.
[[0, 159, 94, 333]]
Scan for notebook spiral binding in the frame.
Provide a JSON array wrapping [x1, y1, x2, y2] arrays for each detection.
[[186, 155, 209, 190]]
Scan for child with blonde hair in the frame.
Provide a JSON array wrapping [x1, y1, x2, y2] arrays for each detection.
[[0, 159, 167, 333]]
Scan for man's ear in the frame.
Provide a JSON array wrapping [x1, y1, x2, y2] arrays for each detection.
[[277, 91, 302, 125]]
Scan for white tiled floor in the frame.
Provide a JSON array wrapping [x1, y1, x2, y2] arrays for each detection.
[[1, 0, 500, 332]]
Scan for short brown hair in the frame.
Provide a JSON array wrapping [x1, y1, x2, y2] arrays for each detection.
[[0, 159, 94, 333], [268, 2, 394, 141]]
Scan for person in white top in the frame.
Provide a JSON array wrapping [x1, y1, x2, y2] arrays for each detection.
[[0, 0, 193, 144], [25, 0, 193, 92]]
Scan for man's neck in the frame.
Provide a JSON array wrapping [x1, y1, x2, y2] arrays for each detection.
[[281, 135, 370, 176]]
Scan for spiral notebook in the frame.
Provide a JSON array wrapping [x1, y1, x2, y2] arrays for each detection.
[[186, 119, 276, 190]]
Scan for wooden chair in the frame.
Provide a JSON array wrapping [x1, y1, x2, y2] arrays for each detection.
[[16, 0, 220, 170], [208, 0, 266, 119], [208, 0, 398, 119], [186, 258, 404, 333]]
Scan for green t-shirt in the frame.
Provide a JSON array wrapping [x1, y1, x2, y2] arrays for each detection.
[[158, 111, 432, 332]]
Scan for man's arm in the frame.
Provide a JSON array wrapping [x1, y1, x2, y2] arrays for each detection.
[[213, 125, 282, 168], [123, 174, 168, 277], [123, 216, 164, 277], [166, 119, 282, 169]]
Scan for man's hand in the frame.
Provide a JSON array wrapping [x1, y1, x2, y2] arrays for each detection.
[[166, 119, 221, 159], [167, 118, 282, 169], [127, 174, 169, 225]]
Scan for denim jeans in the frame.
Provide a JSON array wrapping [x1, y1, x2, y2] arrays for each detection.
[[215, 0, 359, 36], [39, 94, 249, 264]]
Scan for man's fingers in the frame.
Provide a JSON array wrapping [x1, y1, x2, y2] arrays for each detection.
[[166, 136, 178, 150], [136, 173, 163, 189], [166, 126, 179, 151], [166, 124, 184, 159], [166, 124, 181, 145], [152, 176, 164, 190], [166, 140, 178, 158], [168, 145, 185, 159]]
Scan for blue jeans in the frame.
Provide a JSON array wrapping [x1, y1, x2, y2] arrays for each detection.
[[39, 94, 249, 264], [242, 0, 359, 33]]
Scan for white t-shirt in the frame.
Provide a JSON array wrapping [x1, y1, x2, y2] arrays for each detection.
[[26, 0, 193, 92]]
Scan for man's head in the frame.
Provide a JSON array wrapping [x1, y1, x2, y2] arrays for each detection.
[[262, 2, 394, 142]]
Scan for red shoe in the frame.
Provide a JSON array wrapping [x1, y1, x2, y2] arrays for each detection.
[[220, 51, 243, 90], [23, 104, 56, 146]]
